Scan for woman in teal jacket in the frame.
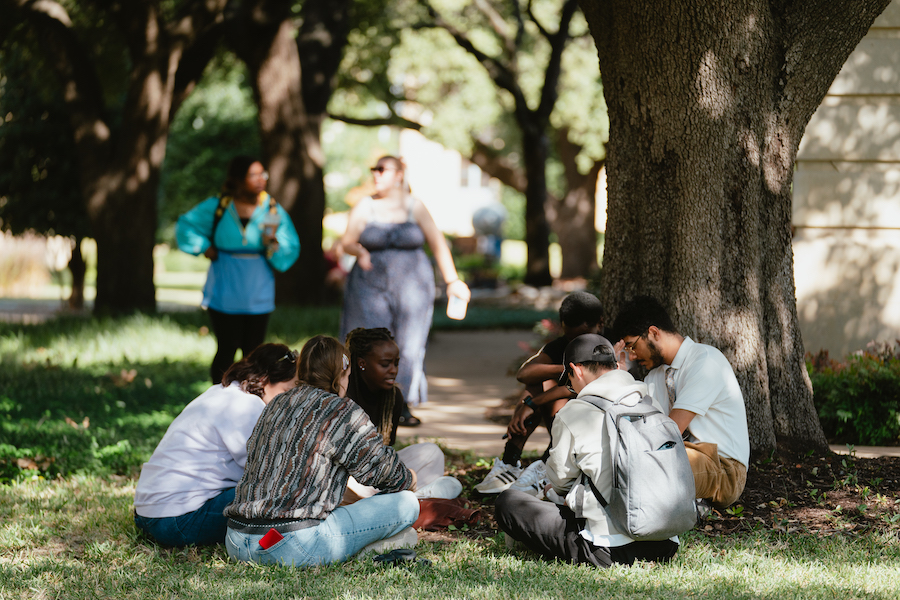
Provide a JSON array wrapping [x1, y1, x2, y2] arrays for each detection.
[[177, 156, 300, 383]]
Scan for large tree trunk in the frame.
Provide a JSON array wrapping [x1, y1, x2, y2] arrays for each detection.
[[547, 129, 602, 279], [10, 0, 226, 314], [232, 0, 350, 305], [67, 235, 85, 310], [579, 0, 890, 456], [520, 127, 554, 287], [88, 49, 167, 313]]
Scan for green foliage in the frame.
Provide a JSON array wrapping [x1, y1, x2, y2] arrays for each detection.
[[500, 185, 525, 241], [0, 30, 90, 239], [808, 342, 900, 446], [159, 52, 260, 242]]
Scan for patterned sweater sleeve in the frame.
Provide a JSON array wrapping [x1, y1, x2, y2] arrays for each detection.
[[226, 385, 412, 522], [336, 402, 413, 493]]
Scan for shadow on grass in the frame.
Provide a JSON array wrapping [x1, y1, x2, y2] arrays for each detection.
[[3, 510, 899, 600], [0, 304, 551, 481]]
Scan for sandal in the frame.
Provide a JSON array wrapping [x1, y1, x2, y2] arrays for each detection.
[[399, 403, 422, 427]]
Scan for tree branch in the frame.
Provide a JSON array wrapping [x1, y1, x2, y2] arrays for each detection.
[[472, 0, 515, 55], [416, 0, 522, 99], [536, 0, 579, 120], [469, 139, 527, 193], [3, 0, 108, 147], [526, 0, 550, 40], [779, 0, 890, 136], [328, 113, 423, 130]]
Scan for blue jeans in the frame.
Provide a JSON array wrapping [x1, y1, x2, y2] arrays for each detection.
[[134, 488, 235, 547], [225, 491, 419, 567]]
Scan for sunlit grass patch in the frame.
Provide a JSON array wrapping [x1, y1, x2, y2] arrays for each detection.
[[1, 475, 900, 599]]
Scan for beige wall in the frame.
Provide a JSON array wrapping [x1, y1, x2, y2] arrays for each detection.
[[793, 1, 900, 356]]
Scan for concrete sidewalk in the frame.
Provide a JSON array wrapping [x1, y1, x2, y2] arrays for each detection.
[[398, 329, 550, 458]]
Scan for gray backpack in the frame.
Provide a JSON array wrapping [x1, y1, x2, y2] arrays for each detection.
[[581, 394, 698, 540]]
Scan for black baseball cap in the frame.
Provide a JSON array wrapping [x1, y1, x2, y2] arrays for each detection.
[[558, 334, 617, 386]]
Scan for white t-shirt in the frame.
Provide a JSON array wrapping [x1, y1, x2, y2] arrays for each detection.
[[134, 382, 266, 518], [646, 337, 750, 467]]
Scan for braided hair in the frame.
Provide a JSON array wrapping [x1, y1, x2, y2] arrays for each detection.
[[345, 327, 398, 445]]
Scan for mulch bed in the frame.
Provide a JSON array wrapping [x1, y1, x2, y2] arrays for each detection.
[[424, 446, 900, 546]]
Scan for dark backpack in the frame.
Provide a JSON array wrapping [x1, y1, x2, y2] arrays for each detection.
[[581, 394, 698, 540]]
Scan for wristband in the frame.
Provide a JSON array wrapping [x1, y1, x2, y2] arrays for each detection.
[[523, 395, 536, 409], [445, 278, 459, 285]]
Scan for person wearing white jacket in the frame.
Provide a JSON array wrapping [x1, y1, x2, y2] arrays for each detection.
[[495, 334, 679, 567]]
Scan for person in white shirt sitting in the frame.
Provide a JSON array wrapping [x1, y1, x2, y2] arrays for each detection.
[[613, 296, 749, 508], [133, 343, 298, 547]]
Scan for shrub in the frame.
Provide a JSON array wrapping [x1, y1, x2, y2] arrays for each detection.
[[808, 341, 900, 446]]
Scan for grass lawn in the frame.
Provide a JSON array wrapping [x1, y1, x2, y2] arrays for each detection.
[[1, 311, 899, 599], [2, 473, 899, 599]]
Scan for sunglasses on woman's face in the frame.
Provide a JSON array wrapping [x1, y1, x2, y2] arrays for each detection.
[[370, 166, 397, 174]]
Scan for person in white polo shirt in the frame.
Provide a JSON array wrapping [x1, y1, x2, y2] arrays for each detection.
[[612, 296, 749, 508]]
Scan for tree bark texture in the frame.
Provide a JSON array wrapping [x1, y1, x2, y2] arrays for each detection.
[[231, 0, 350, 305], [7, 0, 227, 314], [547, 129, 602, 279], [579, 0, 890, 455]]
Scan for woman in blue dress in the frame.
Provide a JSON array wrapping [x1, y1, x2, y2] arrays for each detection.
[[177, 156, 300, 383], [339, 156, 470, 425]]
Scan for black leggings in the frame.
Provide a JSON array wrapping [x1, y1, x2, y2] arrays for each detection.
[[496, 489, 679, 567], [208, 309, 271, 384]]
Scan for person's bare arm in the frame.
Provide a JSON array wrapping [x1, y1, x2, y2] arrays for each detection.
[[516, 351, 565, 385], [340, 202, 373, 270], [668, 408, 697, 434], [507, 385, 573, 436], [413, 198, 471, 301]]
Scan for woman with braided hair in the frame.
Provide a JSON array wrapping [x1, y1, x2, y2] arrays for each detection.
[[343, 327, 462, 501]]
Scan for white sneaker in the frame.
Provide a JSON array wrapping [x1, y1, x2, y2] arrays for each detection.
[[474, 458, 523, 494], [356, 527, 418, 559], [509, 460, 547, 498], [415, 476, 463, 499]]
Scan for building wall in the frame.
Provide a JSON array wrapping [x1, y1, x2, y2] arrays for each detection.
[[793, 1, 900, 356]]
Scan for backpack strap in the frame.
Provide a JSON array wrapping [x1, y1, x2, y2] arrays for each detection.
[[576, 393, 660, 509], [577, 394, 615, 508], [210, 194, 232, 251], [582, 472, 609, 507]]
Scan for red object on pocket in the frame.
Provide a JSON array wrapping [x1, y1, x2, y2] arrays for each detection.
[[259, 528, 284, 549]]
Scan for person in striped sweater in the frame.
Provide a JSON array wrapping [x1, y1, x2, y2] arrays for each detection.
[[224, 335, 420, 566]]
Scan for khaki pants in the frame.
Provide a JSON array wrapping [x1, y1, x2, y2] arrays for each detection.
[[684, 442, 747, 508]]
